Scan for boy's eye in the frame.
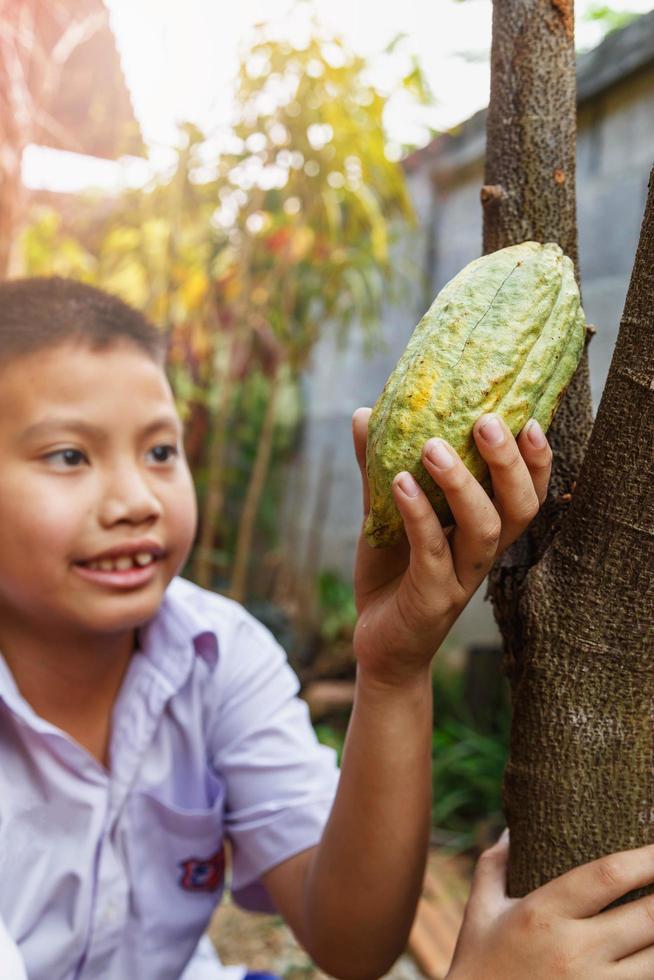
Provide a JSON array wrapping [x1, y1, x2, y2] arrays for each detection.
[[44, 449, 87, 467], [148, 444, 179, 464], [42, 445, 179, 468]]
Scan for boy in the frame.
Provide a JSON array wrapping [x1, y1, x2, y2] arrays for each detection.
[[0, 276, 653, 980]]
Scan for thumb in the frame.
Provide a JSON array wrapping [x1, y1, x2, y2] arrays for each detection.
[[352, 407, 372, 517], [467, 830, 512, 915], [448, 831, 511, 977]]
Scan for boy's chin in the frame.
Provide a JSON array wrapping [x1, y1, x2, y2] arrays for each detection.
[[71, 575, 171, 631]]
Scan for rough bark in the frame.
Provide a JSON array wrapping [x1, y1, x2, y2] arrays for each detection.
[[482, 0, 653, 895], [506, 167, 654, 896], [483, 0, 593, 695], [482, 0, 594, 538]]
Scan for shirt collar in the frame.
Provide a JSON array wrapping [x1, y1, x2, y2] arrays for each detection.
[[0, 578, 219, 725], [0, 653, 30, 717], [134, 577, 219, 691]]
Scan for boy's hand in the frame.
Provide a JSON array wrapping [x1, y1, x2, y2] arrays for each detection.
[[351, 408, 552, 685], [448, 833, 654, 979]]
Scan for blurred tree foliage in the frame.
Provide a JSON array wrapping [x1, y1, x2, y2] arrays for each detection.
[[313, 658, 511, 849], [581, 2, 642, 36], [21, 7, 424, 603], [430, 661, 509, 851], [195, 14, 421, 600], [315, 570, 358, 644]]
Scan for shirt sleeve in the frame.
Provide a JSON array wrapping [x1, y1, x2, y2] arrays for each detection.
[[206, 609, 340, 913]]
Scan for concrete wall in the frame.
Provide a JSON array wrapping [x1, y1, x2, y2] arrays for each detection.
[[283, 28, 654, 650], [577, 66, 654, 408]]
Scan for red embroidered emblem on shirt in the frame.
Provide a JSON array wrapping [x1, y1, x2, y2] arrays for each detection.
[[179, 847, 225, 892]]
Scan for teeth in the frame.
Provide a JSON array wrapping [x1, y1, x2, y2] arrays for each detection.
[[85, 552, 156, 572]]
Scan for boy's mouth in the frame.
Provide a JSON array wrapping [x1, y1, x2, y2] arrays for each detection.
[[74, 541, 165, 575], [77, 552, 158, 573], [73, 549, 165, 590]]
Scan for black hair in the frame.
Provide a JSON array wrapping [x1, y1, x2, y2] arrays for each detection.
[[0, 277, 167, 366]]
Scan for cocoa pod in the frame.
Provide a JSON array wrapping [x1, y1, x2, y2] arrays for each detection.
[[364, 241, 586, 548]]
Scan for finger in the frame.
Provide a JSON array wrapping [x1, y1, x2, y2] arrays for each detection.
[[593, 893, 654, 961], [537, 845, 654, 919], [466, 830, 514, 918], [472, 413, 546, 554], [448, 832, 513, 973], [352, 408, 372, 517], [421, 438, 501, 593], [516, 419, 553, 506], [616, 944, 654, 979], [390, 470, 457, 598]]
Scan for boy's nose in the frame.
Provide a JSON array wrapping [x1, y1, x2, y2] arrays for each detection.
[[99, 470, 163, 526]]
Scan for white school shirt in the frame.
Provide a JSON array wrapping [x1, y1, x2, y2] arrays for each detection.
[[0, 577, 340, 979]]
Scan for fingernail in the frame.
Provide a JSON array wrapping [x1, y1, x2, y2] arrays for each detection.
[[526, 418, 546, 448], [425, 438, 454, 469], [396, 472, 420, 497], [479, 414, 505, 446]]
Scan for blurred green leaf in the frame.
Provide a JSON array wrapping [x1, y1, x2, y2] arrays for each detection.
[[582, 2, 642, 33], [314, 723, 346, 764], [316, 570, 357, 642], [430, 661, 510, 851]]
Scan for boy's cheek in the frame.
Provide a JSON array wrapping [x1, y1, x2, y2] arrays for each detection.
[[165, 476, 198, 562], [179, 467, 199, 533], [0, 477, 80, 549]]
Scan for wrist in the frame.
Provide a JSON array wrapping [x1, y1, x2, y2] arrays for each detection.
[[355, 662, 433, 701]]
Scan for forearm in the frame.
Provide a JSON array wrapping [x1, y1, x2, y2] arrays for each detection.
[[303, 666, 433, 978]]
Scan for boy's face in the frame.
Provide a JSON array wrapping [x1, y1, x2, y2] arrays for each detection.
[[0, 340, 198, 641]]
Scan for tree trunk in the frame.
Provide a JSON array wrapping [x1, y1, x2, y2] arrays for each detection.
[[229, 364, 284, 603], [193, 190, 265, 590], [483, 0, 654, 896], [190, 297, 249, 589], [482, 0, 594, 552], [505, 168, 654, 898], [191, 338, 237, 588]]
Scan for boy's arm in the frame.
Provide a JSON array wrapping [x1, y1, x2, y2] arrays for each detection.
[[263, 409, 552, 978], [264, 664, 433, 978], [447, 833, 654, 979]]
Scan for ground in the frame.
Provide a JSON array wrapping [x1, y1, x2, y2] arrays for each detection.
[[208, 848, 473, 979], [209, 895, 426, 979]]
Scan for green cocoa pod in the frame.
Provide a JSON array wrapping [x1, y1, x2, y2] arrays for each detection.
[[364, 241, 586, 548]]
